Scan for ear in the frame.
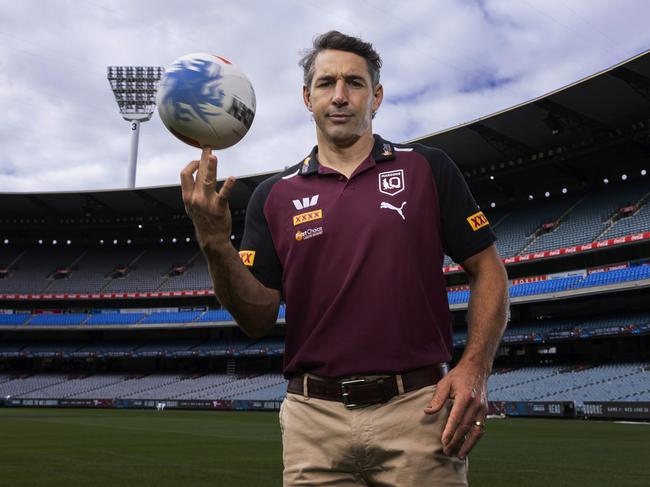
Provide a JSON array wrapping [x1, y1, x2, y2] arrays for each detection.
[[303, 85, 312, 112], [372, 83, 383, 113]]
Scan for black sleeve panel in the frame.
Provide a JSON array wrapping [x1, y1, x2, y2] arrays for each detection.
[[239, 176, 283, 291], [419, 146, 497, 264]]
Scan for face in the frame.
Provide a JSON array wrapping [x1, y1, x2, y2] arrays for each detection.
[[303, 49, 383, 147]]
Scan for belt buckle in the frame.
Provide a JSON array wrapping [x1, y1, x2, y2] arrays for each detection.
[[340, 378, 367, 409]]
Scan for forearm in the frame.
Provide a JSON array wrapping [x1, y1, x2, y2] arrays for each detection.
[[460, 266, 509, 374], [203, 240, 280, 339]]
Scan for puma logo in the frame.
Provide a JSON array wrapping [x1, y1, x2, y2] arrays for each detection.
[[380, 201, 406, 220]]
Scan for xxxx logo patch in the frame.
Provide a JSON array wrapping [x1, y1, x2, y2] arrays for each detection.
[[238, 250, 256, 266], [293, 209, 322, 226], [467, 211, 489, 231]]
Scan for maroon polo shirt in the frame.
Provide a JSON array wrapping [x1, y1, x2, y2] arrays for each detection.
[[239, 135, 496, 379]]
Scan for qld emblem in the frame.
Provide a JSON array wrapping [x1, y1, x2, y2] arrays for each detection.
[[378, 169, 405, 196]]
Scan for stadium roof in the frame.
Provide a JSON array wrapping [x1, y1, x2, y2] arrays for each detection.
[[1, 50, 649, 220], [409, 49, 650, 179]]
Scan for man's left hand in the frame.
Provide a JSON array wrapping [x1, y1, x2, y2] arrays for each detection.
[[424, 362, 489, 459]]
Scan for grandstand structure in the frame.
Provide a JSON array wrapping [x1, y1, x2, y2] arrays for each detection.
[[1, 51, 649, 418]]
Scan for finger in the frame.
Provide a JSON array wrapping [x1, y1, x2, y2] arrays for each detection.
[[444, 402, 481, 456], [180, 160, 200, 203], [202, 154, 217, 189], [440, 395, 470, 448], [457, 423, 485, 460], [197, 146, 216, 193], [217, 176, 237, 209], [181, 161, 199, 191], [196, 146, 211, 182], [424, 379, 450, 414]]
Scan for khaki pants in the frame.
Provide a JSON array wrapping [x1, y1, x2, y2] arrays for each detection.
[[279, 384, 468, 486]]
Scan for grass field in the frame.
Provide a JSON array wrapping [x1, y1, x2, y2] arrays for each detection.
[[0, 408, 648, 486]]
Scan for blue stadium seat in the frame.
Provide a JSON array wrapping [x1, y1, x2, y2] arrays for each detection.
[[140, 311, 201, 324], [86, 313, 146, 325], [0, 314, 30, 325], [196, 309, 234, 322], [28, 313, 88, 326]]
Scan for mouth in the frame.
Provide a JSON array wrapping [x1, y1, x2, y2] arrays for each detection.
[[327, 112, 353, 122]]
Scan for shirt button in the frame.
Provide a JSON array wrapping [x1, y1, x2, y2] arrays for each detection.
[[338, 176, 344, 181]]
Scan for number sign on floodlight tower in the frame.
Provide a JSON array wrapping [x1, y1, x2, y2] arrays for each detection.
[[107, 66, 165, 188]]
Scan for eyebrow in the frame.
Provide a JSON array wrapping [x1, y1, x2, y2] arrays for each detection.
[[314, 74, 367, 83]]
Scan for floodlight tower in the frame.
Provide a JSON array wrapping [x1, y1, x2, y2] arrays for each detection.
[[107, 66, 165, 188]]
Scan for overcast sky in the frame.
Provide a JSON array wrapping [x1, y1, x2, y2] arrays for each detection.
[[0, 0, 649, 193]]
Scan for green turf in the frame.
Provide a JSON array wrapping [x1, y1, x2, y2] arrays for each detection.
[[0, 409, 648, 486]]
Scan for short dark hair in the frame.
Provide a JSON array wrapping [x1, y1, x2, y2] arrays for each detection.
[[299, 31, 382, 89]]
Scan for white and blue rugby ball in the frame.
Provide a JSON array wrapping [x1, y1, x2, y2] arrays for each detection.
[[156, 53, 256, 149]]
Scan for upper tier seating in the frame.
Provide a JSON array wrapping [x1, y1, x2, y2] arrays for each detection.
[[489, 195, 580, 258], [601, 196, 650, 239], [523, 181, 648, 254], [0, 183, 647, 294], [0, 247, 84, 294], [46, 247, 143, 294], [102, 246, 199, 293]]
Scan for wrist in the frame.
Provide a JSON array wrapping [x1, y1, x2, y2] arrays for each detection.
[[457, 355, 492, 377], [200, 236, 233, 256]]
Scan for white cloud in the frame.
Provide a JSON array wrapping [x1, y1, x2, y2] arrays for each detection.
[[0, 0, 649, 192]]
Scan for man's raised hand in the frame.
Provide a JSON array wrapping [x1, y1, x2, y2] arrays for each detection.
[[180, 146, 237, 251]]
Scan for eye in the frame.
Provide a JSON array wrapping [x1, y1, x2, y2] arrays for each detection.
[[349, 79, 364, 88]]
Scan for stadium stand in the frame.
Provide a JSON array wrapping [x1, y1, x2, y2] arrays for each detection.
[[45, 246, 144, 294], [453, 312, 650, 346], [523, 182, 649, 254], [489, 363, 650, 404], [508, 276, 583, 298], [576, 266, 650, 288], [0, 247, 83, 294], [85, 312, 146, 325], [601, 195, 650, 239], [158, 255, 212, 291], [2, 365, 649, 404], [196, 309, 235, 322], [2, 304, 287, 328], [0, 182, 647, 294], [0, 314, 29, 326], [140, 311, 201, 324], [28, 313, 88, 326], [0, 262, 648, 325], [101, 246, 199, 293], [490, 195, 581, 258]]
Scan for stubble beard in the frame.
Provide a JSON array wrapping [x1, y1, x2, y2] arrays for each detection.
[[316, 116, 370, 149]]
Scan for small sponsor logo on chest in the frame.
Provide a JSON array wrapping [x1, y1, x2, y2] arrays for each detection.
[[295, 226, 323, 241], [378, 169, 405, 196], [380, 201, 407, 220], [293, 209, 323, 226], [292, 194, 319, 210]]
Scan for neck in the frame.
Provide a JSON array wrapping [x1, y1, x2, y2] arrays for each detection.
[[316, 131, 375, 178]]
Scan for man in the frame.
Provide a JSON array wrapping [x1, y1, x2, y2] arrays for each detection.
[[181, 31, 508, 486]]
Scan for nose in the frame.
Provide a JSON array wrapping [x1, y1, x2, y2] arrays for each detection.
[[332, 79, 348, 107]]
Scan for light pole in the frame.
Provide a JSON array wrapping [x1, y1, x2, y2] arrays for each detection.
[[107, 66, 164, 188]]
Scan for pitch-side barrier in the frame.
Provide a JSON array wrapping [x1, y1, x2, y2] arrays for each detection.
[[3, 398, 649, 420]]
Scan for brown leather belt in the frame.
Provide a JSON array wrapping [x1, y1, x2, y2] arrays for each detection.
[[287, 363, 448, 409]]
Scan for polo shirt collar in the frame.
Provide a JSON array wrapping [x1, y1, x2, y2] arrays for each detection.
[[299, 134, 396, 176]]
